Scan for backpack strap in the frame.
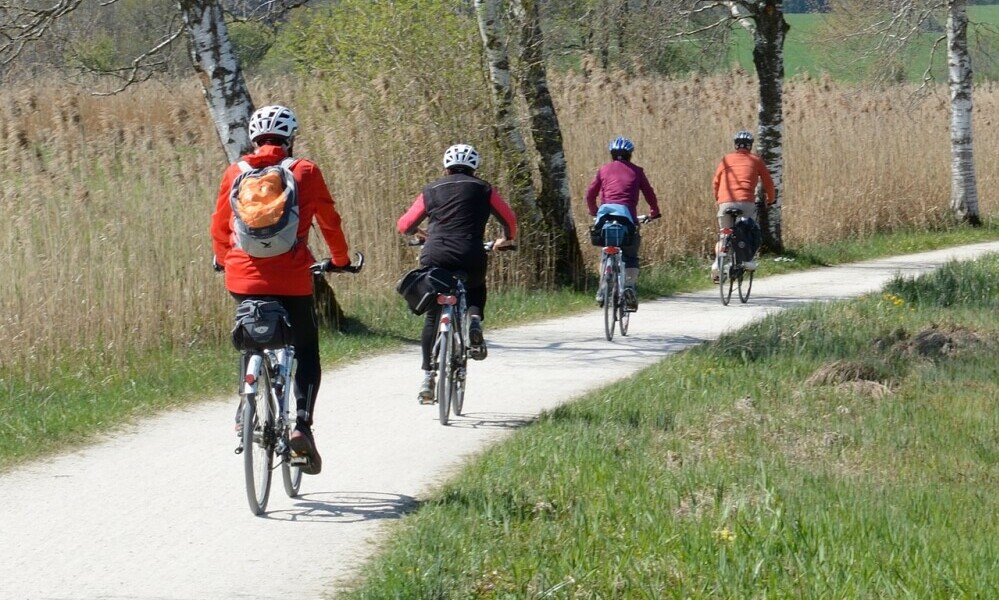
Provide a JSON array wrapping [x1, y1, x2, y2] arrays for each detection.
[[280, 157, 300, 170], [236, 160, 252, 173]]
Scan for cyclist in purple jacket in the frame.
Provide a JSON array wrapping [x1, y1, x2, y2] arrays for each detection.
[[585, 137, 661, 310]]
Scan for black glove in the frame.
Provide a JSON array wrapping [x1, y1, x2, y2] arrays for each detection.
[[212, 256, 224, 272]]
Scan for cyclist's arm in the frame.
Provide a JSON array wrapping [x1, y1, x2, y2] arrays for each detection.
[[303, 164, 351, 267], [638, 170, 661, 218], [584, 172, 602, 216], [209, 165, 240, 265], [488, 189, 517, 241], [757, 156, 776, 206], [712, 159, 725, 202], [397, 193, 427, 235]]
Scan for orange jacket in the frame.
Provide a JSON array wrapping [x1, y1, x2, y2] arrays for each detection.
[[713, 149, 776, 205], [210, 144, 350, 296]]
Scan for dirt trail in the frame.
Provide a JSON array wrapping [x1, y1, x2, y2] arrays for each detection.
[[2, 242, 997, 600]]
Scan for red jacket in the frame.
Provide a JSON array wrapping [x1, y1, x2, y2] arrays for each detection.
[[210, 144, 350, 296], [584, 159, 661, 222], [713, 149, 776, 205]]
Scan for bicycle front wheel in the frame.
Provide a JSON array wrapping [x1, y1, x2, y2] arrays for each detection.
[[242, 389, 274, 516], [282, 441, 303, 498], [452, 362, 466, 417], [618, 294, 630, 336], [718, 252, 734, 306], [436, 330, 453, 426], [738, 268, 754, 304], [603, 268, 616, 341]]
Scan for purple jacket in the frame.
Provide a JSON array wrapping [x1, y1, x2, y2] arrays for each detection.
[[585, 159, 661, 221]]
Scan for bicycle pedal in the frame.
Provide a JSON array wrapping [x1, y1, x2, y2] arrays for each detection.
[[289, 455, 309, 467]]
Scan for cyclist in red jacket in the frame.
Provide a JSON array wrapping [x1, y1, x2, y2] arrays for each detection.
[[711, 130, 775, 281], [211, 104, 354, 475], [397, 144, 517, 403], [585, 137, 661, 310]]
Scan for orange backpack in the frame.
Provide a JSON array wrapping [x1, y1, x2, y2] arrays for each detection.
[[229, 157, 300, 257]]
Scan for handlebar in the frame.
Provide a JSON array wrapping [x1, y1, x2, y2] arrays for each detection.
[[311, 251, 365, 274], [636, 214, 661, 225], [407, 238, 516, 252]]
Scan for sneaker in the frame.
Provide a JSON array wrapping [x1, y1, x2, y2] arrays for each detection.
[[743, 260, 758, 271], [623, 287, 638, 312], [711, 269, 721, 284], [468, 318, 487, 360], [289, 421, 322, 475], [418, 372, 436, 404]]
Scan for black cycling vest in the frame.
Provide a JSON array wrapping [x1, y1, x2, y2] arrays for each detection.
[[418, 173, 493, 283]]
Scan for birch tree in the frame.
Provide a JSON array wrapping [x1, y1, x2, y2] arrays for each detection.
[[691, 1, 789, 253], [946, 0, 980, 225], [178, 0, 254, 161], [823, 0, 981, 225], [511, 0, 587, 286], [473, 0, 538, 217]]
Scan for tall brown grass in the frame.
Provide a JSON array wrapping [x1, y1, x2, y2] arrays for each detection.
[[1, 71, 996, 376]]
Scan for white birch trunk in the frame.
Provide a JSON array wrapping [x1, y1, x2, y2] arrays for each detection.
[[511, 0, 585, 285], [473, 0, 538, 214], [947, 0, 981, 224], [177, 0, 254, 163]]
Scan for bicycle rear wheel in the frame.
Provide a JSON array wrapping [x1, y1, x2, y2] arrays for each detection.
[[242, 383, 274, 516], [738, 268, 754, 304], [436, 330, 453, 426]]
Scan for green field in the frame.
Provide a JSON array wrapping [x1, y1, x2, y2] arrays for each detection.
[[730, 7, 999, 82]]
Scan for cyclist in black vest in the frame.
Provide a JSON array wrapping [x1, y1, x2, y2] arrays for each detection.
[[397, 144, 518, 403]]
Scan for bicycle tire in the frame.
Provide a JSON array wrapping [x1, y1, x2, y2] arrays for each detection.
[[718, 251, 734, 306], [619, 294, 630, 336], [436, 329, 452, 426], [738, 268, 754, 304], [242, 382, 274, 516], [603, 261, 616, 341], [452, 364, 466, 417], [281, 421, 303, 498]]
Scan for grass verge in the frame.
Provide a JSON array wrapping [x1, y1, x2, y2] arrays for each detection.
[[339, 254, 999, 598], [1, 223, 997, 471]]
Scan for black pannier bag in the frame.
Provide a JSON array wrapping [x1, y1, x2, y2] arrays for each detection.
[[231, 299, 294, 351], [589, 217, 635, 248], [732, 217, 762, 264], [395, 266, 458, 315]]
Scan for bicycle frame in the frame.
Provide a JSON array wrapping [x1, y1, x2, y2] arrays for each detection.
[[240, 347, 296, 457]]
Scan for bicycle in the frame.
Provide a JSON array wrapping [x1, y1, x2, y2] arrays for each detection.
[[407, 239, 515, 425], [715, 207, 754, 305], [231, 252, 363, 516], [595, 214, 651, 341]]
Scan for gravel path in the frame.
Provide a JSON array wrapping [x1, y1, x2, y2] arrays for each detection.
[[2, 242, 997, 600]]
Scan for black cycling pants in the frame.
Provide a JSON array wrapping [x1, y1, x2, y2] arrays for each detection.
[[232, 293, 319, 422]]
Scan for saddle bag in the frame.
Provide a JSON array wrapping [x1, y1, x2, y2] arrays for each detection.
[[396, 266, 457, 315], [231, 299, 294, 351]]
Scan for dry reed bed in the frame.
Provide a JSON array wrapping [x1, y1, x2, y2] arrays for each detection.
[[1, 73, 995, 373]]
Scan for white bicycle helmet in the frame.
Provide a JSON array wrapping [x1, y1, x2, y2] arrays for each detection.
[[734, 130, 754, 149], [442, 143, 481, 171], [248, 105, 298, 143]]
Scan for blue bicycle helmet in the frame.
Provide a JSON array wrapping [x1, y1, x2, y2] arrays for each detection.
[[608, 137, 635, 153]]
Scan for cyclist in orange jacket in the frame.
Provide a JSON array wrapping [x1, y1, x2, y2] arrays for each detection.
[[712, 130, 775, 280], [211, 104, 354, 475]]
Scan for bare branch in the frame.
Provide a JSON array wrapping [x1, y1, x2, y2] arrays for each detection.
[[0, 0, 85, 66], [87, 26, 185, 95]]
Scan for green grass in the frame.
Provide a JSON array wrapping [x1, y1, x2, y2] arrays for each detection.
[[338, 255, 999, 598], [1, 222, 998, 471], [729, 8, 999, 83]]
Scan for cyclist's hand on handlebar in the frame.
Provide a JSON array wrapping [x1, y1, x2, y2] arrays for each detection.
[[311, 251, 365, 274], [486, 238, 517, 252], [212, 256, 224, 272]]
